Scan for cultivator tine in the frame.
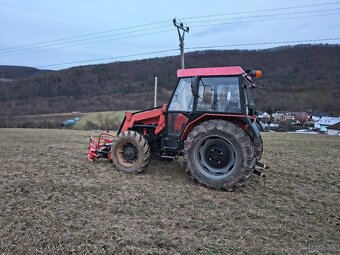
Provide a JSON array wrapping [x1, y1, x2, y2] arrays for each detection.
[[253, 168, 266, 177], [256, 161, 270, 169]]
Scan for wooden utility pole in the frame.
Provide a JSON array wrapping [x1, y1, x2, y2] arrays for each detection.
[[173, 18, 189, 69]]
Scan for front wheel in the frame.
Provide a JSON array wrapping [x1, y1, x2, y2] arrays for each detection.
[[183, 120, 255, 191], [111, 131, 150, 173]]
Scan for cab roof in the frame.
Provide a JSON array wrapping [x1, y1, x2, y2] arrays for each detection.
[[177, 66, 245, 78]]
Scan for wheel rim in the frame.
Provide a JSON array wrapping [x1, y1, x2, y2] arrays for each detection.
[[116, 141, 138, 167], [194, 135, 237, 180]]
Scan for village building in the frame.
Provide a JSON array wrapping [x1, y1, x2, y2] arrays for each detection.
[[257, 111, 270, 124], [314, 117, 340, 133], [273, 112, 295, 123], [327, 122, 340, 136]]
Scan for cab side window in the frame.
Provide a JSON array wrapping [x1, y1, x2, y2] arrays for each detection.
[[196, 77, 241, 113]]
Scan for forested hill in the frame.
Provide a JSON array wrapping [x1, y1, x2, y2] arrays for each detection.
[[0, 65, 52, 80], [0, 44, 339, 116]]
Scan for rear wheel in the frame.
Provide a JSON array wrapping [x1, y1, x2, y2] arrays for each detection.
[[111, 131, 150, 173], [183, 120, 255, 191]]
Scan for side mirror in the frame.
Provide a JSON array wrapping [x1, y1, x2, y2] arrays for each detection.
[[191, 76, 199, 96]]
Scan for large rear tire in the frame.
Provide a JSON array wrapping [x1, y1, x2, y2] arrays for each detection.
[[111, 131, 150, 173], [183, 120, 255, 191]]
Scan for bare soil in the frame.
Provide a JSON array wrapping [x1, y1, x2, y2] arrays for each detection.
[[0, 129, 339, 254]]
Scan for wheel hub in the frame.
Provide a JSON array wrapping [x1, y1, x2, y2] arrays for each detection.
[[123, 145, 137, 161], [205, 143, 229, 168], [196, 135, 237, 180]]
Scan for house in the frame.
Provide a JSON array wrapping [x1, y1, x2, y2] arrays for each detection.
[[257, 111, 270, 124], [292, 112, 310, 124], [314, 117, 340, 133], [310, 112, 330, 122], [327, 122, 340, 136], [273, 112, 295, 123]]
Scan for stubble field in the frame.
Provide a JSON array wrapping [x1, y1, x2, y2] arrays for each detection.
[[0, 128, 339, 254]]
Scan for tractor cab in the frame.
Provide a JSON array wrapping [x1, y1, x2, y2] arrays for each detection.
[[163, 66, 261, 153]]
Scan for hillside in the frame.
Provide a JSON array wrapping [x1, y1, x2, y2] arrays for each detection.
[[0, 44, 339, 116], [0, 65, 52, 80]]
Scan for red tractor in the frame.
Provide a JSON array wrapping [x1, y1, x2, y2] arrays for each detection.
[[88, 66, 267, 191]]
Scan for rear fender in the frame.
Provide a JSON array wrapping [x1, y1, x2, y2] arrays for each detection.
[[180, 114, 257, 141]]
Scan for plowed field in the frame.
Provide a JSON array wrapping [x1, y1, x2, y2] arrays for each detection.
[[0, 129, 339, 254]]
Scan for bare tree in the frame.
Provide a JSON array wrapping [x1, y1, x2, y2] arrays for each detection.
[[97, 113, 114, 133]]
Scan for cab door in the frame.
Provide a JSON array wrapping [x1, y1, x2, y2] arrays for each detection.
[[163, 77, 193, 150]]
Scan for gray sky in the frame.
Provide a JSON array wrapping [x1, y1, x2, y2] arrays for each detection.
[[1, 0, 339, 70]]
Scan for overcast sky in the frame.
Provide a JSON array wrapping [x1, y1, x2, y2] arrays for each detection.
[[0, 0, 339, 70]]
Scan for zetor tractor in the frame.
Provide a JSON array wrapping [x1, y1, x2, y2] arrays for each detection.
[[88, 66, 267, 191]]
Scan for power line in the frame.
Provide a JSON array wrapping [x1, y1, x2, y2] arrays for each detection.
[[186, 8, 340, 25], [2, 10, 339, 57], [190, 12, 340, 28], [180, 1, 340, 20], [0, 19, 172, 51], [37, 48, 179, 68], [2, 1, 339, 53], [186, 38, 340, 50], [36, 38, 340, 69], [0, 29, 173, 57], [1, 25, 172, 55]]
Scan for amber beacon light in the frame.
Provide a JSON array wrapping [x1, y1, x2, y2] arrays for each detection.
[[246, 69, 262, 78]]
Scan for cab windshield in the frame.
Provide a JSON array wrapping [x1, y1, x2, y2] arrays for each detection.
[[168, 78, 193, 111]]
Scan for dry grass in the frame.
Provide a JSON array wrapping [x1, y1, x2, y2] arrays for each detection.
[[0, 129, 339, 254], [73, 110, 133, 130]]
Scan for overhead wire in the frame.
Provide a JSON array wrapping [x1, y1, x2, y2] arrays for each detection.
[[1, 1, 340, 55], [36, 38, 340, 69], [0, 26, 173, 56], [1, 1, 340, 67], [3, 0, 338, 52], [1, 29, 174, 57], [186, 38, 340, 50], [180, 1, 340, 20], [37, 48, 179, 68], [0, 19, 172, 51], [185, 7, 340, 25], [190, 12, 340, 28], [1, 9, 339, 57]]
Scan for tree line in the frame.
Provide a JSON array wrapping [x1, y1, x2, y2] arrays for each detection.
[[0, 44, 339, 117]]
